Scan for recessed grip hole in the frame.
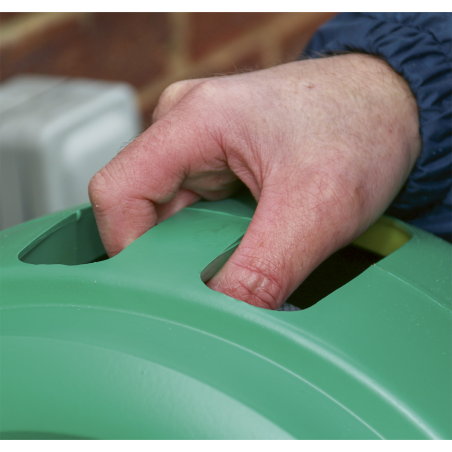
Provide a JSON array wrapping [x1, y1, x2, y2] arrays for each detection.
[[286, 217, 410, 309], [19, 207, 106, 265], [286, 244, 382, 310], [201, 217, 411, 311]]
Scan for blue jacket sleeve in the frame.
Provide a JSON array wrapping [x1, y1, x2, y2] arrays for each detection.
[[302, 13, 452, 242]]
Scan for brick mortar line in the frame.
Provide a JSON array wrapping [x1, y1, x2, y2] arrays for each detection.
[[168, 12, 190, 74], [138, 13, 331, 111], [0, 12, 89, 48]]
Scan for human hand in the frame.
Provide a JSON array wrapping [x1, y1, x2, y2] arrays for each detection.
[[89, 54, 421, 310]]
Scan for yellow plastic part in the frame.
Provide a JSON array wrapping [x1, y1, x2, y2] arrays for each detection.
[[352, 216, 412, 256]]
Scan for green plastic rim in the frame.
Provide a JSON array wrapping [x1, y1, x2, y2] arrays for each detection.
[[1, 195, 451, 439]]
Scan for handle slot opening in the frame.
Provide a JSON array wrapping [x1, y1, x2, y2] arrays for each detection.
[[201, 216, 411, 311], [19, 206, 106, 265]]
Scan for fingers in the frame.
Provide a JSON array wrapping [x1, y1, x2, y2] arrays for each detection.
[[181, 170, 243, 201], [89, 109, 216, 257], [89, 77, 238, 257], [155, 189, 201, 224]]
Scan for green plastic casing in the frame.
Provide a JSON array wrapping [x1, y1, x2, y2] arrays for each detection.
[[0, 194, 451, 439]]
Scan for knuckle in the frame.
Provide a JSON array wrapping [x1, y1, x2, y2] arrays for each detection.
[[188, 80, 223, 106], [165, 79, 191, 94], [160, 80, 185, 102], [154, 82, 184, 121], [88, 166, 120, 214], [230, 259, 285, 310], [155, 78, 225, 128], [155, 80, 202, 120], [88, 169, 108, 201]]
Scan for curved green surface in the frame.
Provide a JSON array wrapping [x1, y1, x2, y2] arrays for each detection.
[[0, 195, 451, 439]]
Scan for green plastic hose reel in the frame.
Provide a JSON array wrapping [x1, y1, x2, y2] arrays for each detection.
[[1, 193, 451, 439]]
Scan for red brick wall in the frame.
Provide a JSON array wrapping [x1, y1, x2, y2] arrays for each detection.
[[0, 12, 336, 128]]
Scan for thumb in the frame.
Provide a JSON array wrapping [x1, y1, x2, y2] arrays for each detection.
[[206, 187, 343, 310]]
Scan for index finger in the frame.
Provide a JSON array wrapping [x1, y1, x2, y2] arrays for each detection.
[[88, 118, 195, 257]]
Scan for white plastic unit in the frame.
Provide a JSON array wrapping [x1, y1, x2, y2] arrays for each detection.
[[0, 75, 141, 230]]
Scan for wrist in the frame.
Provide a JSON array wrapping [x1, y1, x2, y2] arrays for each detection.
[[328, 53, 421, 166], [295, 53, 422, 184]]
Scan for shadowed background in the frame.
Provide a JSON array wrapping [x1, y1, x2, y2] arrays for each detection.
[[0, 12, 336, 128]]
